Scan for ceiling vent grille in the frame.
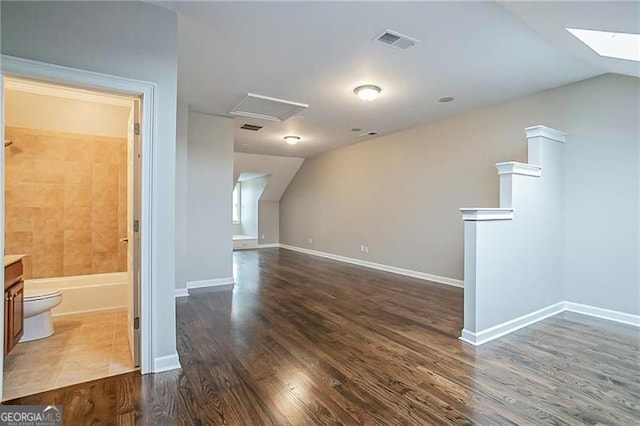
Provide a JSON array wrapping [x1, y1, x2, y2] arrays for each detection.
[[240, 123, 263, 131], [230, 93, 308, 122], [375, 30, 421, 50], [360, 131, 380, 137]]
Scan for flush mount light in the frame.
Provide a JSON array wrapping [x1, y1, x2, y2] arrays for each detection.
[[438, 97, 454, 103], [566, 28, 640, 62], [354, 85, 382, 101], [284, 135, 300, 145]]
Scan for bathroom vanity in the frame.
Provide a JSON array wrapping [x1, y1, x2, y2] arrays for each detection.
[[4, 255, 25, 355]]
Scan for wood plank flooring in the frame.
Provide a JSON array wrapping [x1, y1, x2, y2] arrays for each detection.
[[5, 248, 640, 424]]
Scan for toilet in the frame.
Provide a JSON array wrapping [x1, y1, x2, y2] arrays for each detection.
[[21, 287, 63, 342]]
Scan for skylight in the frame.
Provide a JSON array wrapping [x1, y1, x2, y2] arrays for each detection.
[[566, 28, 640, 62]]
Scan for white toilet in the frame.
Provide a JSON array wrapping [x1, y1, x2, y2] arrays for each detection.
[[21, 287, 63, 342]]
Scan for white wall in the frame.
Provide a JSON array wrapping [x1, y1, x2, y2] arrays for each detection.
[[187, 112, 234, 284], [259, 201, 279, 244], [5, 89, 130, 137], [238, 176, 268, 238], [1, 0, 180, 368], [175, 103, 188, 291]]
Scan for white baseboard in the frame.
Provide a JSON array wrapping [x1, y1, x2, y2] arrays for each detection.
[[258, 243, 279, 248], [565, 302, 640, 327], [153, 353, 182, 373], [174, 288, 189, 298], [460, 301, 640, 346], [459, 302, 565, 346], [186, 277, 235, 289], [279, 244, 463, 288], [52, 306, 126, 318]]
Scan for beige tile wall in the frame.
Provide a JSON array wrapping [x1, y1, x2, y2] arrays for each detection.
[[5, 126, 127, 279]]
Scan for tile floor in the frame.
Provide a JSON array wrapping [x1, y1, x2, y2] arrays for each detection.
[[3, 310, 137, 400]]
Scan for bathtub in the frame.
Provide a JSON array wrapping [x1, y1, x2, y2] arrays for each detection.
[[25, 272, 128, 317]]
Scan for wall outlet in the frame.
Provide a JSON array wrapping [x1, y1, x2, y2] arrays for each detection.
[[261, 234, 265, 240], [309, 237, 313, 244], [360, 244, 365, 253], [364, 246, 369, 253]]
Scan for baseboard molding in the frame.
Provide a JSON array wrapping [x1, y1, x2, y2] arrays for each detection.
[[174, 288, 189, 298], [279, 244, 463, 288], [460, 301, 640, 346], [258, 243, 280, 248], [459, 302, 565, 346], [186, 277, 235, 289], [153, 353, 182, 373], [52, 306, 126, 318], [564, 302, 640, 327]]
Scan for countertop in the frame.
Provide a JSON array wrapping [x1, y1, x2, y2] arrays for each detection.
[[4, 254, 26, 267]]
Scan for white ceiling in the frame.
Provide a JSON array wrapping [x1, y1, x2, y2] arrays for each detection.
[[157, 1, 638, 158]]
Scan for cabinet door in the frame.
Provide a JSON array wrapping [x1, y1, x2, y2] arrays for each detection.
[[6, 281, 24, 354]]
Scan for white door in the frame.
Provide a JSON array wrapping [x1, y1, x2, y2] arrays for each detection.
[[126, 99, 141, 366]]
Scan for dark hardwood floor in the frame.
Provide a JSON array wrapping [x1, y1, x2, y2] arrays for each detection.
[[5, 248, 640, 424]]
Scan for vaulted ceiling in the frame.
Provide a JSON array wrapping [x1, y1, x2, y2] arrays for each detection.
[[156, 1, 639, 158]]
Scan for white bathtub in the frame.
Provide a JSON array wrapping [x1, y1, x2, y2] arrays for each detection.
[[25, 272, 128, 317]]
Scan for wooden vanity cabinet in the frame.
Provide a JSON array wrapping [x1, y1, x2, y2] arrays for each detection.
[[4, 260, 24, 355]]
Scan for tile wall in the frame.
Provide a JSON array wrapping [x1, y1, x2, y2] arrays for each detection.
[[4, 126, 127, 278]]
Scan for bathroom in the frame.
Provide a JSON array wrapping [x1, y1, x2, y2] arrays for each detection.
[[2, 77, 140, 400]]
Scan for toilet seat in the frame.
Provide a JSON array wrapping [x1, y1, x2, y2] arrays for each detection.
[[24, 288, 62, 302]]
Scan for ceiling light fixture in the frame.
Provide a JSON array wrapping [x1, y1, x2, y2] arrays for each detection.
[[284, 135, 300, 145], [354, 85, 381, 101], [566, 28, 640, 62]]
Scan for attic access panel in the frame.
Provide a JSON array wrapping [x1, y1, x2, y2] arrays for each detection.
[[230, 93, 308, 122]]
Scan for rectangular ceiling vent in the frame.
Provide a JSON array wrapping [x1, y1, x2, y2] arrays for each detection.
[[240, 123, 263, 131], [360, 131, 379, 137], [230, 93, 308, 122], [375, 30, 421, 50]]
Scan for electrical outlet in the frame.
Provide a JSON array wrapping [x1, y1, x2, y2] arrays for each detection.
[[261, 234, 265, 240], [309, 237, 313, 244], [365, 246, 369, 253], [360, 244, 365, 252]]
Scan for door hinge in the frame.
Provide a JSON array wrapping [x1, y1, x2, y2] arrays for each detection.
[[134, 123, 140, 136], [134, 220, 139, 232], [134, 317, 140, 330]]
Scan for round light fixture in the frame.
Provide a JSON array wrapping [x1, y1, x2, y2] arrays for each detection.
[[438, 97, 454, 103], [284, 135, 300, 145], [354, 85, 381, 101]]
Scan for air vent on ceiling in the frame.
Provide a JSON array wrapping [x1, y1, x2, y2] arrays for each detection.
[[240, 123, 263, 131], [230, 93, 309, 122], [360, 131, 379, 137], [375, 30, 421, 50]]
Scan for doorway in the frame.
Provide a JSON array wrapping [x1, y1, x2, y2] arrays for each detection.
[[1, 77, 142, 400]]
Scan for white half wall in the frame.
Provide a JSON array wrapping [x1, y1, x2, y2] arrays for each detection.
[[187, 112, 234, 283], [175, 103, 189, 291]]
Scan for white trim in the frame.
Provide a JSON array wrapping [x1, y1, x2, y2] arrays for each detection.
[[1, 54, 158, 374], [279, 244, 463, 288], [459, 302, 565, 346], [460, 208, 514, 221], [258, 243, 280, 248], [52, 306, 126, 318], [4, 76, 132, 107], [565, 302, 640, 327], [524, 125, 566, 143], [187, 277, 235, 289], [460, 301, 639, 346], [495, 161, 542, 177], [153, 354, 182, 373], [175, 288, 189, 298]]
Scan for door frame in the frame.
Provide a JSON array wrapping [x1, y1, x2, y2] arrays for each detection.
[[0, 55, 156, 384]]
